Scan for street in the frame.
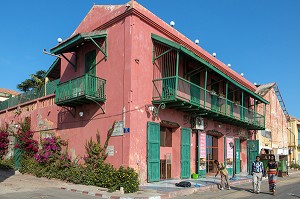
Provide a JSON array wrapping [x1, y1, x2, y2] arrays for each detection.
[[174, 173, 300, 199], [0, 188, 98, 199]]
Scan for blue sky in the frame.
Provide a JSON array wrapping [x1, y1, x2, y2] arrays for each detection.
[[0, 0, 299, 118]]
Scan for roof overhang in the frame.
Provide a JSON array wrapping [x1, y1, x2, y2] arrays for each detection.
[[152, 33, 269, 105], [50, 30, 107, 55], [45, 58, 61, 80]]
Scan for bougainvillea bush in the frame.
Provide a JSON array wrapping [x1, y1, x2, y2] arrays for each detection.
[[34, 137, 68, 164], [14, 129, 38, 157], [20, 122, 139, 193], [0, 130, 9, 159]]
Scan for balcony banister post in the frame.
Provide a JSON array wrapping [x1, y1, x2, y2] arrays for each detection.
[[175, 51, 179, 97], [204, 68, 207, 108]]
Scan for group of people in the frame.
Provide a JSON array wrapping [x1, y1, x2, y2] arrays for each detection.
[[214, 154, 278, 195]]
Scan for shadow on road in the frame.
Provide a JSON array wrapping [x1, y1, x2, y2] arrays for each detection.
[[0, 169, 16, 183], [230, 186, 273, 196]]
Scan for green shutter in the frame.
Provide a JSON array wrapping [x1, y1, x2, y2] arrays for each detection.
[[247, 140, 259, 174], [85, 50, 96, 76], [235, 138, 241, 174], [147, 122, 160, 182], [14, 137, 21, 170], [181, 128, 191, 179]]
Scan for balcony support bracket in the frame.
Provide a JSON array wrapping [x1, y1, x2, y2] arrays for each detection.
[[88, 98, 105, 114], [61, 106, 76, 118]]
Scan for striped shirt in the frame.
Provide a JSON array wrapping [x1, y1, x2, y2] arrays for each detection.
[[252, 161, 264, 173]]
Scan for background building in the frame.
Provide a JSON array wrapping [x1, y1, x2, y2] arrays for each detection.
[[288, 116, 300, 166], [0, 88, 19, 102], [256, 83, 289, 161]]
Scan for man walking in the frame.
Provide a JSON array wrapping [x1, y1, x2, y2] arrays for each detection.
[[214, 160, 231, 190], [251, 156, 264, 194]]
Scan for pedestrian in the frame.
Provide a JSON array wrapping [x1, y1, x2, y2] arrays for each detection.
[[266, 154, 278, 195], [214, 160, 231, 190], [251, 156, 264, 194]]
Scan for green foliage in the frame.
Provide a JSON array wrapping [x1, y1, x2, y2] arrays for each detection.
[[84, 122, 115, 165], [0, 158, 14, 170], [17, 70, 46, 92], [19, 122, 139, 193], [290, 163, 299, 169]]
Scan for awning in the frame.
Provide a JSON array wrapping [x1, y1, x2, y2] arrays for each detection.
[[50, 30, 107, 55], [45, 58, 60, 80]]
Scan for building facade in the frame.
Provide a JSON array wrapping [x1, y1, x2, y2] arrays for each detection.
[[0, 88, 19, 102], [288, 116, 300, 166], [256, 83, 289, 160], [0, 1, 268, 182]]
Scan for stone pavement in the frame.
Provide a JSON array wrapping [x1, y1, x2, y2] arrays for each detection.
[[1, 169, 299, 199]]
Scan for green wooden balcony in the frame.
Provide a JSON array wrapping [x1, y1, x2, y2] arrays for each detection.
[[152, 77, 265, 130], [55, 74, 106, 106]]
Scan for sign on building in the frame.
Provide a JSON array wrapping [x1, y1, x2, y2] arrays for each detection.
[[112, 121, 124, 136]]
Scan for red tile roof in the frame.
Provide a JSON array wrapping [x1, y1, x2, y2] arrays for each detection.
[[0, 88, 19, 95]]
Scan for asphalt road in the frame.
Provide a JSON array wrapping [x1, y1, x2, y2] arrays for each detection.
[[0, 188, 101, 199], [174, 173, 300, 199]]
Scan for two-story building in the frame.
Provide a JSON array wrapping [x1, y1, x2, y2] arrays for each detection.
[[0, 1, 269, 182]]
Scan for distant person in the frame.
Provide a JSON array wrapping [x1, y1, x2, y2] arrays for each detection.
[[251, 156, 264, 194], [214, 160, 231, 190], [266, 154, 278, 195]]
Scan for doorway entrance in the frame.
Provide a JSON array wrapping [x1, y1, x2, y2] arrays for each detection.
[[206, 134, 218, 174]]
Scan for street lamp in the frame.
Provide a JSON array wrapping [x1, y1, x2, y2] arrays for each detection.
[[229, 141, 238, 180]]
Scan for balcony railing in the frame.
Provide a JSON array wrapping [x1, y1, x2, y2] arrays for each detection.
[[152, 76, 265, 129], [0, 79, 60, 111], [55, 74, 106, 106]]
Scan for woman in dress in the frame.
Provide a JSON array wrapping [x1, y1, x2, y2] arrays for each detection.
[[266, 155, 278, 195]]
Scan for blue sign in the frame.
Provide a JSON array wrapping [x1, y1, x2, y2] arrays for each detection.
[[124, 128, 130, 133]]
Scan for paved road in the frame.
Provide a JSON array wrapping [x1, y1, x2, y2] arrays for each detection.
[[0, 188, 99, 199], [174, 173, 300, 199]]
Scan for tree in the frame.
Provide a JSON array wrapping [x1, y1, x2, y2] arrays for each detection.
[[17, 70, 46, 92]]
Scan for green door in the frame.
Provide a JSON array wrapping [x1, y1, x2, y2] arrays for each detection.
[[247, 140, 259, 174], [14, 137, 21, 170], [181, 128, 191, 179], [235, 139, 241, 174], [190, 73, 200, 105], [147, 122, 160, 182], [85, 50, 96, 76]]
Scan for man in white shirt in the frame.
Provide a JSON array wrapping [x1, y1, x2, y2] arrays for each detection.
[[251, 156, 264, 194]]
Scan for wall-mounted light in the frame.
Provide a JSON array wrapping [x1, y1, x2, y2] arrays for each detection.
[[79, 111, 84, 117], [145, 103, 166, 120], [227, 64, 231, 67], [212, 52, 217, 57], [195, 39, 199, 44], [218, 122, 222, 128]]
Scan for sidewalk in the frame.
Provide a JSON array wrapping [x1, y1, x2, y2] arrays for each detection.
[[1, 169, 299, 199]]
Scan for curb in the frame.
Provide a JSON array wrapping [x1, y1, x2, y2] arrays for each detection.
[[60, 187, 165, 199], [60, 174, 299, 199]]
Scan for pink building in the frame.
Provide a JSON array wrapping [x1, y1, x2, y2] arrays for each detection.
[[256, 83, 289, 156], [0, 1, 269, 182]]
